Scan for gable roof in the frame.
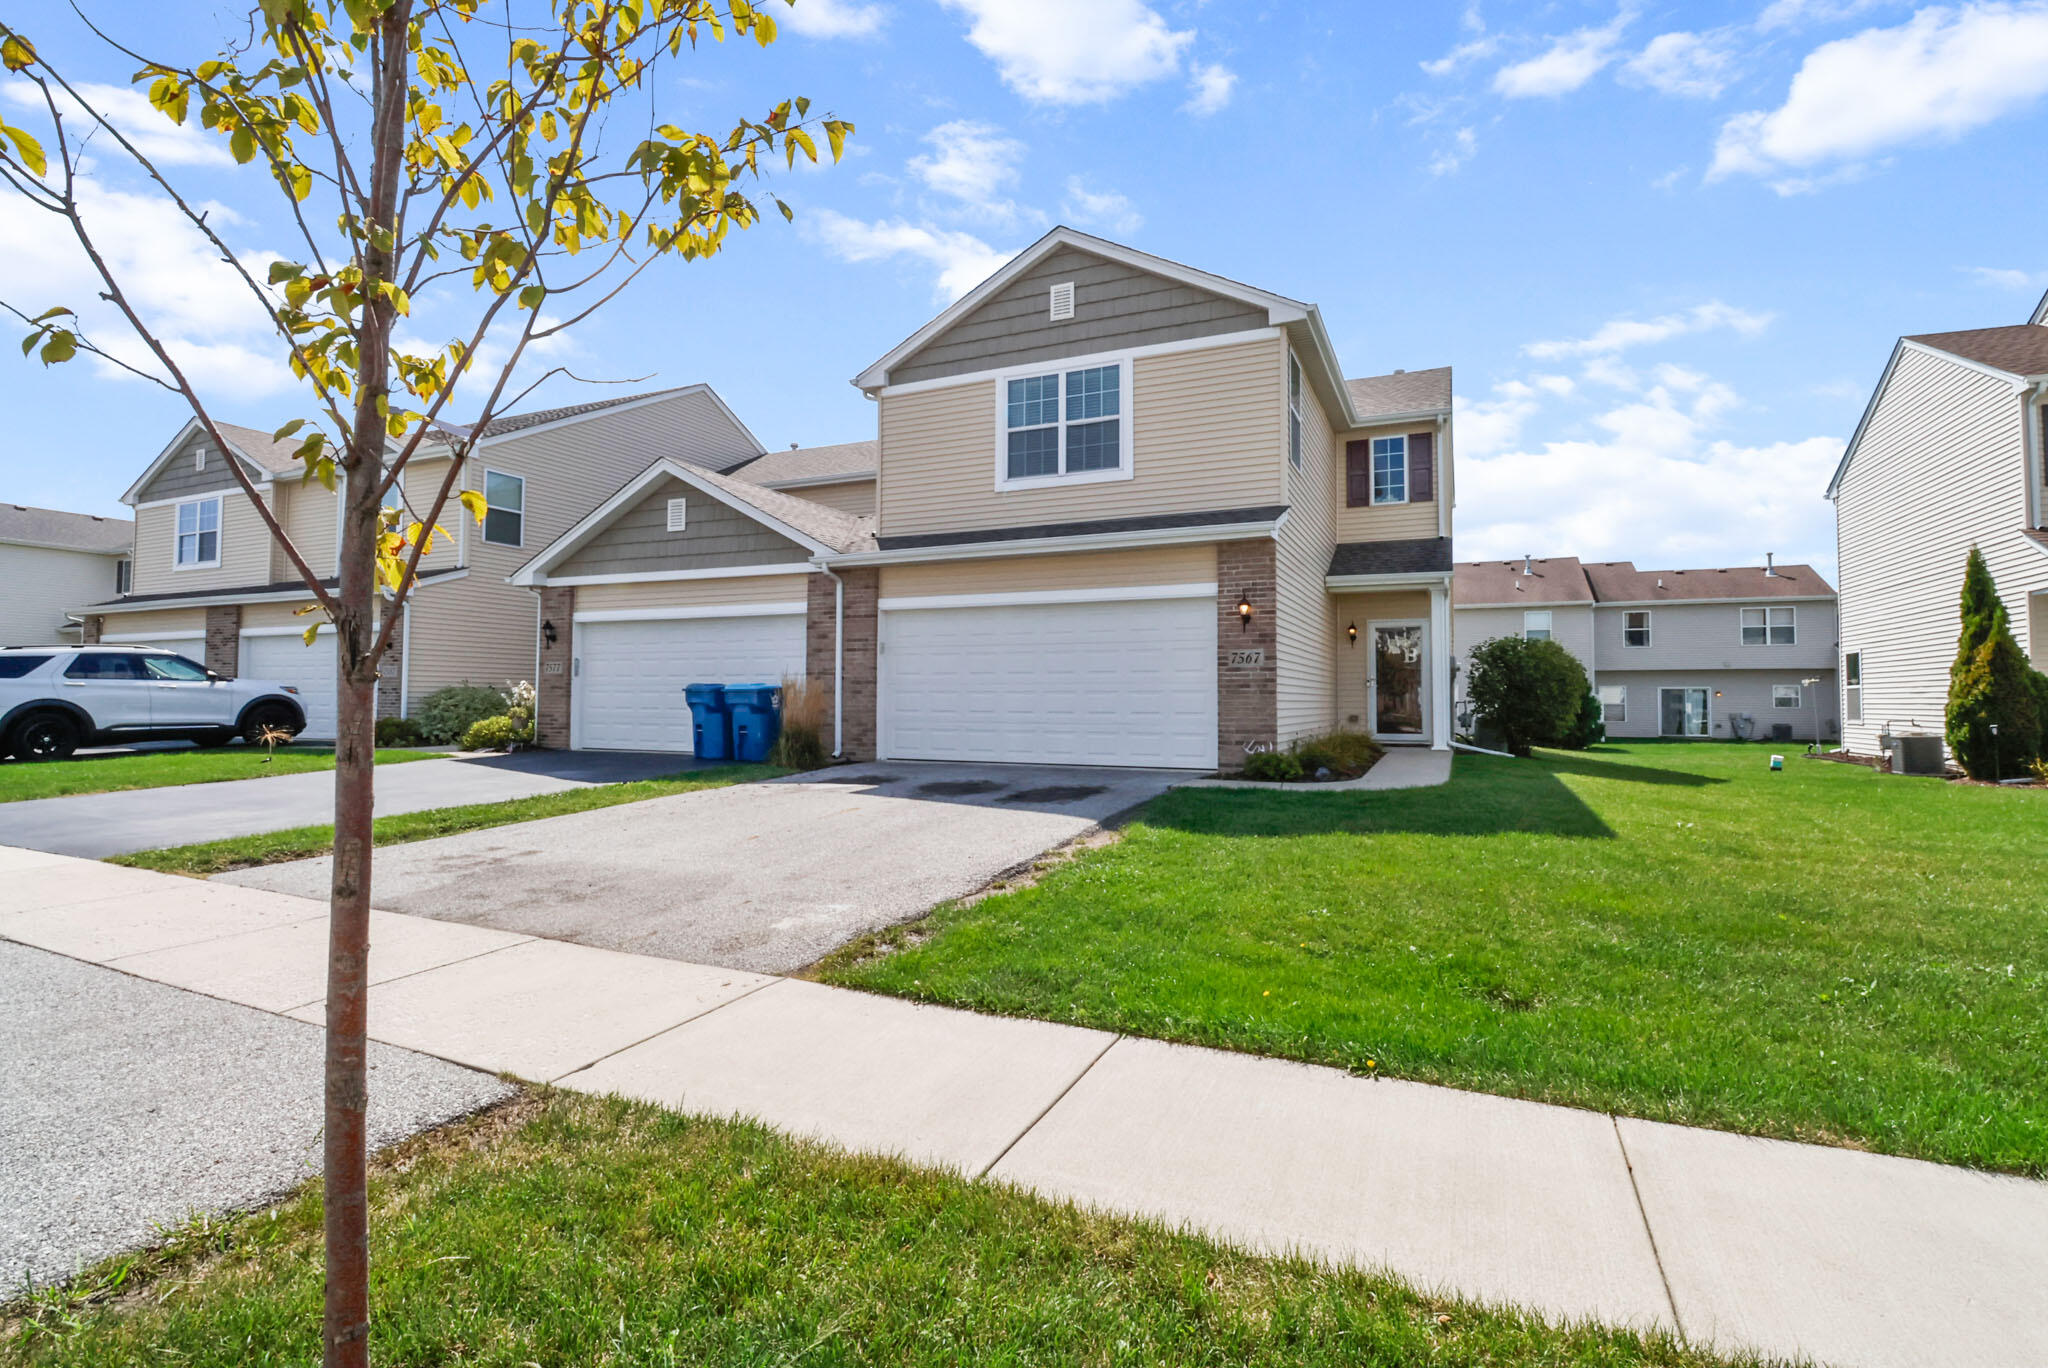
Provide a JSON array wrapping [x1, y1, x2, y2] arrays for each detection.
[[1347, 367, 1453, 424], [1580, 560, 1833, 602], [432, 384, 765, 457], [727, 439, 878, 488], [120, 418, 295, 504], [0, 502, 133, 554], [1903, 325, 2048, 379], [1454, 557, 1592, 606]]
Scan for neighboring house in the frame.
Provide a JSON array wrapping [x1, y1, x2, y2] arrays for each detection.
[[0, 503, 132, 646], [521, 226, 1456, 769], [726, 439, 877, 517], [1828, 310, 2048, 755], [1454, 556, 1840, 742], [76, 388, 764, 737]]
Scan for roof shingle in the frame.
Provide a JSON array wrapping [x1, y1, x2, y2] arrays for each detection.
[[727, 440, 878, 487], [1454, 557, 1593, 606], [1345, 366, 1451, 422], [1580, 560, 1834, 602], [0, 502, 133, 554], [1328, 536, 1453, 577], [688, 465, 875, 554], [1905, 325, 2048, 378]]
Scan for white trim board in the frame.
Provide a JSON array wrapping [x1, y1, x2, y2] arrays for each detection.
[[241, 624, 337, 638], [545, 562, 816, 587], [572, 602, 806, 624], [1326, 572, 1453, 592], [878, 328, 1282, 399], [879, 582, 1217, 612], [101, 630, 205, 642], [820, 517, 1285, 570]]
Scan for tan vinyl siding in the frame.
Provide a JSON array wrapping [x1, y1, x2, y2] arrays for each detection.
[[96, 607, 206, 639], [555, 475, 808, 578], [131, 490, 273, 595], [1334, 589, 1433, 729], [241, 599, 329, 631], [880, 544, 1215, 599], [1331, 418, 1442, 543], [395, 456, 466, 577], [878, 334, 1286, 538], [576, 574, 809, 614], [0, 544, 125, 644], [403, 578, 537, 706], [1275, 358, 1337, 742], [1833, 346, 2048, 751], [272, 478, 339, 581], [781, 479, 875, 517]]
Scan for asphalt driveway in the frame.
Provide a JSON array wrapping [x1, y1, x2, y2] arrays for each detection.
[[0, 749, 699, 858], [220, 762, 1183, 973]]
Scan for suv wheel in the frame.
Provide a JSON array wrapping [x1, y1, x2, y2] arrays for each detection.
[[240, 704, 301, 746], [9, 712, 80, 762], [191, 729, 235, 749]]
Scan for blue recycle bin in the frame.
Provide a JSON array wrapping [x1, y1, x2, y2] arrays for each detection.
[[724, 682, 783, 764], [683, 683, 732, 761]]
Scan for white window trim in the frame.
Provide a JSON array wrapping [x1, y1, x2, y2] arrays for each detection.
[[1370, 434, 1409, 506], [1287, 352, 1304, 470], [1522, 610, 1553, 641], [1844, 650, 1863, 723], [1740, 604, 1797, 646], [480, 467, 527, 548], [1773, 684, 1802, 708], [172, 494, 223, 570], [991, 355, 1137, 492], [1597, 683, 1628, 723], [1623, 609, 1651, 648]]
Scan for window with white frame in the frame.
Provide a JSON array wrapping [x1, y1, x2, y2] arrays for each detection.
[[482, 470, 525, 546], [1002, 362, 1125, 483], [1598, 683, 1627, 723], [1844, 651, 1862, 722], [1741, 605, 1795, 645], [174, 496, 221, 567], [1371, 435, 1407, 504], [1523, 610, 1553, 641], [1287, 354, 1303, 469], [1623, 609, 1650, 648], [1773, 684, 1802, 708]]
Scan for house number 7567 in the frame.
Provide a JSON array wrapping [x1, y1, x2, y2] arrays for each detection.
[[1227, 648, 1266, 667]]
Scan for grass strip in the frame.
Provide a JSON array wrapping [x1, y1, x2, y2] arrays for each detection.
[[0, 747, 438, 804]]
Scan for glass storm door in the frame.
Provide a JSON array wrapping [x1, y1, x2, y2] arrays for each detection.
[[1369, 621, 1426, 740]]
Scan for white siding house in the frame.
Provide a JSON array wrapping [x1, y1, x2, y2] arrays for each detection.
[[0, 504, 132, 646]]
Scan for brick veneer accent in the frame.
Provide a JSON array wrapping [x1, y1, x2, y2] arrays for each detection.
[[1217, 538, 1278, 769], [80, 615, 102, 645], [808, 568, 878, 760], [204, 605, 241, 676], [536, 585, 574, 748]]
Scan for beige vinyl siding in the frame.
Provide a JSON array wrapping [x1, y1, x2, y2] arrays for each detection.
[[1275, 358, 1338, 743], [0, 544, 126, 644], [394, 456, 467, 577], [132, 489, 272, 595], [402, 578, 536, 707], [1596, 670, 1838, 742], [877, 334, 1286, 538], [272, 478, 340, 581], [781, 479, 875, 517], [1455, 603, 1597, 680], [1833, 346, 2048, 751], [575, 574, 809, 614], [95, 607, 205, 639], [1589, 598, 1837, 673], [241, 599, 329, 631], [1334, 589, 1433, 728], [880, 544, 1214, 599], [1331, 418, 1442, 544]]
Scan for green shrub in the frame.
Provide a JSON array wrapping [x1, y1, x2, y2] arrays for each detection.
[[459, 713, 533, 752], [1241, 750, 1304, 782], [374, 716, 423, 747], [1290, 729, 1384, 778], [1945, 548, 2041, 779], [1465, 635, 1590, 756], [2028, 670, 2048, 760], [1561, 690, 1607, 750], [415, 683, 509, 746]]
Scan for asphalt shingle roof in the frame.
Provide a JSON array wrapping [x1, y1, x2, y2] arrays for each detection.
[[1344, 366, 1452, 422], [1454, 557, 1594, 606], [1580, 560, 1834, 601], [727, 440, 878, 486], [0, 502, 133, 554], [1327, 536, 1454, 577], [1905, 325, 2048, 378], [691, 465, 875, 554]]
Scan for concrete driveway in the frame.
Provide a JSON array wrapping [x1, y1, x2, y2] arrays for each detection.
[[220, 762, 1182, 973], [0, 749, 701, 858]]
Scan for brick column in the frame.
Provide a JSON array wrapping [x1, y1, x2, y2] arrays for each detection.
[[204, 605, 241, 676], [535, 585, 574, 748], [1217, 539, 1278, 770], [807, 568, 878, 760], [80, 615, 102, 644]]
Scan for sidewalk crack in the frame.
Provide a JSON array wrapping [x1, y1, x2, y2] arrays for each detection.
[[1612, 1114, 1687, 1344], [975, 1032, 1122, 1181]]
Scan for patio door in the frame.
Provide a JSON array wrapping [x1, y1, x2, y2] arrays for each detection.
[[1367, 619, 1428, 742], [1660, 687, 1709, 738]]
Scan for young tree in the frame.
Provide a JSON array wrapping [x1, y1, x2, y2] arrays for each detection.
[[1946, 549, 2040, 778], [0, 5, 848, 1363], [1464, 635, 1589, 756]]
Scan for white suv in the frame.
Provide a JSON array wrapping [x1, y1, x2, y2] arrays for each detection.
[[0, 645, 309, 761]]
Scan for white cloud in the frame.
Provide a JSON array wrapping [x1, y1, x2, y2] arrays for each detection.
[[1524, 302, 1773, 359], [779, 0, 887, 38], [1623, 31, 1734, 97], [1423, 3, 1500, 75], [1963, 265, 2048, 290], [1711, 4, 2048, 185], [2, 81, 232, 168], [937, 0, 1193, 103], [1183, 62, 1238, 115], [1754, 0, 1902, 32], [1062, 178, 1142, 234], [806, 209, 1009, 302], [1492, 9, 1634, 97], [1430, 127, 1478, 176], [907, 121, 1027, 222]]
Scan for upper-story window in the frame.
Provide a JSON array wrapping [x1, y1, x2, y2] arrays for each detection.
[[998, 360, 1130, 487], [482, 470, 525, 546], [174, 496, 221, 569], [114, 559, 131, 594], [1741, 605, 1795, 646], [1523, 610, 1553, 641], [1623, 609, 1650, 647], [1371, 435, 1407, 504], [1287, 354, 1303, 469]]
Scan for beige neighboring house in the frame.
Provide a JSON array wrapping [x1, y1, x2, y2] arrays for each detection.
[[1828, 310, 2048, 755], [726, 439, 877, 517], [1453, 556, 1839, 742], [0, 503, 132, 647], [77, 387, 764, 737], [519, 226, 1456, 769]]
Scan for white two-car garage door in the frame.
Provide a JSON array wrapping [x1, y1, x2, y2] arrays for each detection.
[[575, 611, 808, 752], [879, 594, 1217, 769], [240, 630, 339, 739]]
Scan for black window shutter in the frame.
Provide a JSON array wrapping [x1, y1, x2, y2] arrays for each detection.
[[1408, 431, 1435, 502], [1345, 440, 1370, 506]]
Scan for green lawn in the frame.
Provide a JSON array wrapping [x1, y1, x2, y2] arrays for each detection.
[[0, 747, 437, 804], [108, 764, 782, 876], [821, 743, 2048, 1176], [2, 1092, 1743, 1368]]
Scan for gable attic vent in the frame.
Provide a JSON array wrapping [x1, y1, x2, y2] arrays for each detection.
[[1048, 280, 1075, 322], [666, 497, 687, 533]]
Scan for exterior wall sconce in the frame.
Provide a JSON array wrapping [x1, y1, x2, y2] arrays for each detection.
[[1237, 596, 1254, 631], [542, 620, 558, 647], [1346, 622, 1358, 647]]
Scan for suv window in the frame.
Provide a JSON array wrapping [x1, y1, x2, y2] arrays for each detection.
[[64, 653, 146, 681], [141, 654, 211, 681], [0, 655, 51, 679]]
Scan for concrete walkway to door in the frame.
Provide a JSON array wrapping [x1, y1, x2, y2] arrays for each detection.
[[4, 844, 2043, 1368]]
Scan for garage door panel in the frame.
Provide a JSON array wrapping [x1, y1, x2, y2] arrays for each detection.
[[240, 633, 338, 740], [881, 598, 1217, 769], [576, 614, 807, 753]]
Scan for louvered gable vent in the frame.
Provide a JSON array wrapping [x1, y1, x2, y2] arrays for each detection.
[[1048, 280, 1075, 321], [666, 497, 687, 532]]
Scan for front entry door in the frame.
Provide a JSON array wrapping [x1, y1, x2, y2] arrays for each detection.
[[1367, 620, 1427, 742]]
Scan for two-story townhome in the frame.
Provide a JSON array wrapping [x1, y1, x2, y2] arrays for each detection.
[[1828, 311, 2048, 755], [1453, 556, 1839, 742], [0, 503, 132, 647], [77, 388, 764, 737], [517, 228, 1455, 769]]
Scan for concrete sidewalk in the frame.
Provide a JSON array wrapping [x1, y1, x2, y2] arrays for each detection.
[[2, 844, 2042, 1367]]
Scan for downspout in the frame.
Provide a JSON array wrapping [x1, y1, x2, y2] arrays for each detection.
[[817, 562, 845, 759]]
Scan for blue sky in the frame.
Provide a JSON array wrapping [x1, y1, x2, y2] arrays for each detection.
[[6, 0, 2048, 581]]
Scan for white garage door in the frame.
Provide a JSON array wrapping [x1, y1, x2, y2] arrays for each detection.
[[879, 595, 1217, 769], [240, 631, 339, 739], [575, 611, 808, 752]]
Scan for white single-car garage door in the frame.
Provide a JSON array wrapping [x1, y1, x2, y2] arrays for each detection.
[[575, 611, 807, 752], [240, 630, 339, 739], [879, 594, 1217, 769]]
